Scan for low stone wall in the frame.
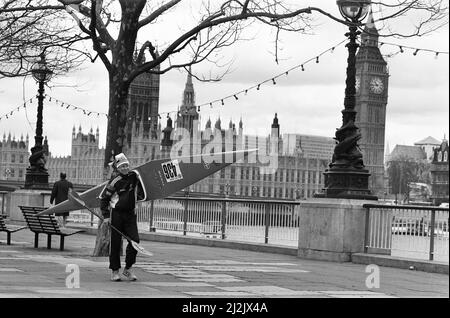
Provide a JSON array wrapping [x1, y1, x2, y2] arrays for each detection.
[[352, 253, 449, 275], [298, 198, 369, 262], [7, 189, 51, 222]]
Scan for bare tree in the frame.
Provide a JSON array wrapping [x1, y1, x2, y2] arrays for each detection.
[[0, 0, 92, 78], [2, 0, 448, 168], [387, 156, 431, 203], [1, 0, 447, 256]]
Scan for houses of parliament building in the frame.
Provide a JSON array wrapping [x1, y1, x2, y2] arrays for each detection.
[[1, 20, 390, 198], [40, 68, 335, 200]]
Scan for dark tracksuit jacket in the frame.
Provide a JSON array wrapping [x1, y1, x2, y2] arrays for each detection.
[[100, 171, 140, 270], [50, 179, 73, 217]]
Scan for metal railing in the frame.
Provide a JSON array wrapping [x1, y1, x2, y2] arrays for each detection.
[[363, 204, 449, 262], [66, 197, 449, 262], [134, 196, 301, 247]]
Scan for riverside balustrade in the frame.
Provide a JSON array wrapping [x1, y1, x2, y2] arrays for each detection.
[[58, 195, 449, 261], [363, 203, 449, 262], [135, 196, 302, 247]]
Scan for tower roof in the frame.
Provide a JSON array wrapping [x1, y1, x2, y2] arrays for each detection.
[[414, 136, 441, 145], [163, 116, 173, 131], [182, 66, 195, 106], [363, 10, 378, 35], [179, 66, 197, 122], [360, 10, 379, 48], [388, 145, 427, 161], [215, 117, 222, 130], [271, 113, 279, 129]]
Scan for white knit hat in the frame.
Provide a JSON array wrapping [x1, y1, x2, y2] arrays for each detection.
[[114, 153, 129, 168]]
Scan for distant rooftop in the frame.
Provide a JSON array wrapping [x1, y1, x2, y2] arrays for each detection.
[[388, 145, 427, 161], [414, 136, 441, 145]]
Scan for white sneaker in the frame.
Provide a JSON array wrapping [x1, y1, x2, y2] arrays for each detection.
[[111, 270, 121, 282], [122, 268, 137, 281]]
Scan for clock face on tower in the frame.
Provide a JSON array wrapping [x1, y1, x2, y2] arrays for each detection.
[[370, 77, 384, 94]]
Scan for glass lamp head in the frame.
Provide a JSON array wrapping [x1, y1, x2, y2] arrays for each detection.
[[31, 53, 53, 83], [336, 0, 371, 21]]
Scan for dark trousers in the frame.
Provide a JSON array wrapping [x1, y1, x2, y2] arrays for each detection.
[[109, 209, 140, 271]]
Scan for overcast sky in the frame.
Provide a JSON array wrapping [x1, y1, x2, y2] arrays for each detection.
[[0, 1, 448, 157]]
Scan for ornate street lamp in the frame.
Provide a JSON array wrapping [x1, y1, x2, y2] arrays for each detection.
[[337, 0, 371, 21], [25, 52, 53, 189], [316, 0, 377, 200]]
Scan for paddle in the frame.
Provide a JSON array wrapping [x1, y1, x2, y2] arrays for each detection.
[[68, 190, 153, 257]]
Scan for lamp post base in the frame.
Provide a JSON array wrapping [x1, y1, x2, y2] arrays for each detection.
[[24, 170, 49, 189], [314, 168, 378, 200]]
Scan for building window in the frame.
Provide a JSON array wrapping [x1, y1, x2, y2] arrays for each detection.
[[19, 155, 24, 163], [11, 154, 15, 163], [19, 170, 23, 178]]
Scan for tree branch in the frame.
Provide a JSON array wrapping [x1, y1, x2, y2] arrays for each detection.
[[138, 0, 182, 28], [89, 0, 111, 71]]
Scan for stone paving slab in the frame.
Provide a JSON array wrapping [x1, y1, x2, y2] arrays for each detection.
[[0, 229, 448, 300]]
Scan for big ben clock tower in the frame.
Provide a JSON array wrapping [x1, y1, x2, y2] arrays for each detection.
[[355, 12, 389, 196]]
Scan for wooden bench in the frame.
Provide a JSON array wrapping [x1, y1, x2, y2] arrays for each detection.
[[19, 206, 84, 251], [0, 215, 27, 245]]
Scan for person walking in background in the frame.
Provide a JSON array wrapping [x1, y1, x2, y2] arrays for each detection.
[[50, 172, 73, 227], [101, 153, 141, 282]]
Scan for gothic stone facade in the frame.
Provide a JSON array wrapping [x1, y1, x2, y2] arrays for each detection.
[[355, 19, 389, 196], [430, 139, 449, 205], [0, 134, 30, 181]]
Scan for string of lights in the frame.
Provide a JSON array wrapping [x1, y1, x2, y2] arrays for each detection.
[[2, 39, 348, 122], [360, 38, 449, 57], [1, 38, 446, 124], [44, 95, 109, 118], [194, 38, 348, 113], [0, 97, 34, 122]]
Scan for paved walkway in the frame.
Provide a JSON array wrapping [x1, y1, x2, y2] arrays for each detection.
[[0, 230, 448, 298]]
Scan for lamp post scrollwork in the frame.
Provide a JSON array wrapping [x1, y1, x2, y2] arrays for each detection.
[[316, 0, 377, 200], [25, 52, 53, 189]]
